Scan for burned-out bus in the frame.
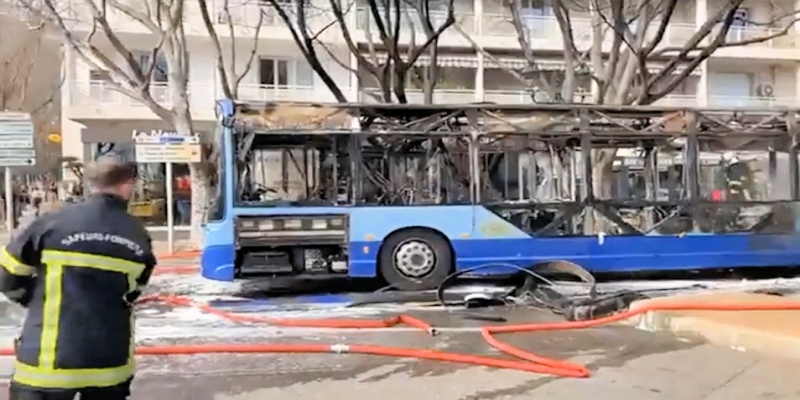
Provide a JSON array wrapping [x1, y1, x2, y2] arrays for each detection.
[[201, 101, 800, 290]]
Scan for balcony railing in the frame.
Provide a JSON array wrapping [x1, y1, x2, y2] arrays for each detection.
[[61, 0, 308, 33], [721, 26, 798, 49], [360, 88, 594, 104], [68, 81, 341, 111], [709, 96, 798, 108], [212, 1, 299, 28], [479, 19, 797, 50], [652, 94, 699, 107], [68, 81, 201, 108], [236, 84, 323, 102], [356, 7, 477, 36], [360, 88, 479, 104], [479, 15, 698, 47]]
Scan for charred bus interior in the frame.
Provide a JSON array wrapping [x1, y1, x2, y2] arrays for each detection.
[[227, 102, 800, 280], [478, 109, 800, 238]]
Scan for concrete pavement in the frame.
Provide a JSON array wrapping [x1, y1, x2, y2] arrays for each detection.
[[10, 310, 800, 400], [3, 232, 800, 398], [0, 278, 797, 398], [629, 292, 800, 360], [125, 333, 800, 400]]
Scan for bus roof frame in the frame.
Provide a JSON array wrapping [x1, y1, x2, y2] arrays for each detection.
[[219, 100, 799, 148]]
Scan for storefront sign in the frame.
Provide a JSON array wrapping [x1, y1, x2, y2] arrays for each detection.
[[133, 130, 201, 163], [132, 129, 200, 144]]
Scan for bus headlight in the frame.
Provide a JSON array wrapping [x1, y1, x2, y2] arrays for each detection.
[[259, 220, 275, 230], [311, 219, 327, 229]]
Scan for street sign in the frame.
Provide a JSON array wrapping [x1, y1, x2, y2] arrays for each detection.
[[134, 132, 201, 163], [0, 112, 35, 167], [0, 149, 35, 158], [0, 158, 35, 166]]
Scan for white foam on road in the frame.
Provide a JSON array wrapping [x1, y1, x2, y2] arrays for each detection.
[[552, 277, 800, 296], [148, 274, 245, 296]]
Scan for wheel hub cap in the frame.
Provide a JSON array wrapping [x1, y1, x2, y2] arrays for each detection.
[[394, 241, 435, 278]]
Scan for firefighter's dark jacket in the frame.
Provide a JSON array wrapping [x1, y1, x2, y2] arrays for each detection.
[[0, 193, 156, 389]]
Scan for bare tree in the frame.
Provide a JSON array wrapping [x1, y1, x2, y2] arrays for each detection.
[[462, 0, 800, 227], [15, 0, 213, 244], [263, 0, 457, 104], [0, 8, 63, 171], [194, 0, 265, 209], [197, 0, 264, 100]]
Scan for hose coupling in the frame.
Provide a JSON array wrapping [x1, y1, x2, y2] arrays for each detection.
[[330, 344, 351, 354]]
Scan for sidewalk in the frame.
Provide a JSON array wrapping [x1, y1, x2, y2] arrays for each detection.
[[627, 292, 800, 360]]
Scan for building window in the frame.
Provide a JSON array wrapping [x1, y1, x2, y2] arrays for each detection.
[[259, 59, 314, 87], [296, 61, 314, 86], [520, 0, 551, 16], [89, 69, 112, 81], [259, 59, 289, 86], [135, 51, 169, 83]]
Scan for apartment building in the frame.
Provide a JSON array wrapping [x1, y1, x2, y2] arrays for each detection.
[[61, 0, 800, 169]]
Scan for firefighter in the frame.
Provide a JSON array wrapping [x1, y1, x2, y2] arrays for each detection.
[[0, 156, 157, 400]]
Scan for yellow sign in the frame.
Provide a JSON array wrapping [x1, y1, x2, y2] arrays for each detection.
[[135, 143, 201, 163], [47, 133, 62, 143]]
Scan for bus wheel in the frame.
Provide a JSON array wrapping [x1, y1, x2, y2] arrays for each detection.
[[379, 229, 453, 291]]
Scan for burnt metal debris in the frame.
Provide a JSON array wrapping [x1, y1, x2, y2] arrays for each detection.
[[226, 101, 800, 238]]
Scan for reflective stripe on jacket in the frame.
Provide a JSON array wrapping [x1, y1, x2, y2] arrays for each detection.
[[0, 193, 156, 390]]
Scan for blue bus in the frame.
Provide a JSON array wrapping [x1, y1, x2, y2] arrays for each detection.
[[201, 100, 800, 290]]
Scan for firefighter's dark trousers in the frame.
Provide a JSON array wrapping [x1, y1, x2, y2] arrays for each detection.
[[8, 378, 132, 400]]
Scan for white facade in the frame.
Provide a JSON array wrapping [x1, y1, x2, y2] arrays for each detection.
[[61, 0, 800, 165]]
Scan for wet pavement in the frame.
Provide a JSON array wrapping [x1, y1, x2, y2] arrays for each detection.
[[95, 314, 800, 399], [0, 255, 798, 398], [0, 297, 798, 399]]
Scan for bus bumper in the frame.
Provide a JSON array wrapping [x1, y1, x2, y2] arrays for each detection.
[[200, 244, 236, 281]]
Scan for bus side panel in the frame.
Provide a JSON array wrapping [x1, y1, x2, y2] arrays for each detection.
[[201, 218, 237, 281], [450, 206, 576, 274], [347, 205, 476, 278], [450, 208, 800, 272]]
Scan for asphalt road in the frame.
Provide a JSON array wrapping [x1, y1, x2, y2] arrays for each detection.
[[0, 252, 797, 399], [0, 294, 797, 400]]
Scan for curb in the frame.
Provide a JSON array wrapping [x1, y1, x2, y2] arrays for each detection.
[[626, 295, 800, 360]]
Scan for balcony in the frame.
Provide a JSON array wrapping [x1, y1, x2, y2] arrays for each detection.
[[360, 88, 478, 104], [66, 81, 217, 120], [652, 94, 699, 107], [59, 0, 324, 40], [355, 7, 476, 45], [236, 84, 344, 102], [722, 26, 798, 49], [66, 81, 343, 120], [708, 96, 798, 108], [479, 15, 697, 50], [360, 88, 594, 104]]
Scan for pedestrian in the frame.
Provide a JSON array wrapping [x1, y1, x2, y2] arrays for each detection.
[[0, 156, 157, 400]]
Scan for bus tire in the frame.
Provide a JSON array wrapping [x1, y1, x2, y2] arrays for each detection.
[[379, 228, 453, 291]]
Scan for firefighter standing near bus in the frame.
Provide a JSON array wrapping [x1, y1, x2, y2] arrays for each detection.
[[0, 157, 156, 400]]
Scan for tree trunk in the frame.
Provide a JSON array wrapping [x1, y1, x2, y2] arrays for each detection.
[[188, 163, 211, 246], [169, 114, 210, 247]]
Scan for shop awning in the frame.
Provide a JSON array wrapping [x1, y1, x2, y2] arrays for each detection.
[[365, 52, 700, 75], [75, 119, 217, 143], [366, 53, 479, 68]]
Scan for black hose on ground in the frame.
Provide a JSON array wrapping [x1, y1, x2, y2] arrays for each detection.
[[434, 262, 657, 322]]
